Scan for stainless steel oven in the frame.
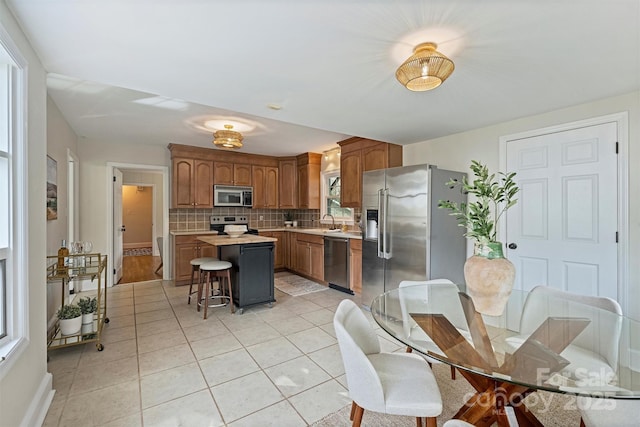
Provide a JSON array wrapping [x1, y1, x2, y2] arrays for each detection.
[[214, 185, 253, 207]]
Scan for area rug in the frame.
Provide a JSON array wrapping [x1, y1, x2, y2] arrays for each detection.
[[123, 247, 152, 256], [274, 272, 329, 297], [311, 363, 580, 427]]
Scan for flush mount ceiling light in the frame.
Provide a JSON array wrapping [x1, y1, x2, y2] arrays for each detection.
[[213, 124, 244, 149], [395, 42, 455, 91]]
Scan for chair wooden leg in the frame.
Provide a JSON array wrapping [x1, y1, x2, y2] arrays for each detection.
[[415, 416, 423, 427], [196, 272, 204, 312], [580, 418, 586, 427], [451, 366, 456, 380], [225, 269, 234, 313], [188, 265, 196, 304], [425, 417, 436, 427], [350, 401, 357, 421], [352, 404, 364, 427], [202, 272, 210, 320]]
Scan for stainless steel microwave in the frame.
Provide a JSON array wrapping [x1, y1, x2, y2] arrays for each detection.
[[214, 185, 253, 207]]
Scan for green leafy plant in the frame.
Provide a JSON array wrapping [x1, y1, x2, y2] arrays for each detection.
[[77, 296, 97, 314], [56, 304, 81, 320], [438, 160, 519, 245], [283, 211, 294, 221]]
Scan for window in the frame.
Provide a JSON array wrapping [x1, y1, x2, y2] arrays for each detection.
[[321, 170, 353, 224], [0, 25, 27, 369]]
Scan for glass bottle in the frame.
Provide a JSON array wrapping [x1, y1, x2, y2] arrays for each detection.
[[57, 239, 69, 274]]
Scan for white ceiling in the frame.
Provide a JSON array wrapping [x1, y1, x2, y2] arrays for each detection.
[[6, 0, 640, 156]]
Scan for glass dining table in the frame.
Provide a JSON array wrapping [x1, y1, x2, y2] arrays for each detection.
[[370, 283, 640, 427]]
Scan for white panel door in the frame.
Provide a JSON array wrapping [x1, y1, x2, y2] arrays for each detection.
[[505, 122, 618, 303], [113, 168, 124, 284]]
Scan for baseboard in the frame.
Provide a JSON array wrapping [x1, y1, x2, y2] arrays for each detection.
[[20, 372, 54, 427], [123, 242, 152, 249]]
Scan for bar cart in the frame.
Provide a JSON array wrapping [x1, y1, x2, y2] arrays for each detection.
[[46, 253, 109, 351]]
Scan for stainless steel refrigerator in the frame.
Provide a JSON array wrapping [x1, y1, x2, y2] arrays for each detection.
[[361, 164, 467, 309]]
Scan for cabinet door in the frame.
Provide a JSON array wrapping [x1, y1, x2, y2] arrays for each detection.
[[278, 159, 297, 209], [175, 243, 197, 283], [265, 167, 279, 208], [297, 165, 309, 208], [252, 166, 266, 208], [349, 239, 362, 294], [295, 241, 311, 276], [193, 160, 214, 208], [340, 150, 362, 207], [199, 243, 217, 259], [214, 162, 234, 185], [310, 243, 324, 282], [172, 158, 194, 208], [271, 231, 284, 269], [234, 164, 252, 186], [362, 143, 388, 171], [286, 232, 296, 269]]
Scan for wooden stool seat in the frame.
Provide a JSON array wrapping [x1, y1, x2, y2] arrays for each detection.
[[187, 257, 218, 304], [197, 260, 234, 319]]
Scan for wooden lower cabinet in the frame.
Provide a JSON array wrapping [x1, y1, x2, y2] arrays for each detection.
[[291, 233, 324, 283], [173, 235, 217, 285], [349, 239, 362, 294], [260, 231, 284, 269]]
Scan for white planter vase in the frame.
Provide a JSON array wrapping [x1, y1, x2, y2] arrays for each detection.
[[82, 312, 94, 324], [59, 316, 82, 336], [464, 242, 515, 316]]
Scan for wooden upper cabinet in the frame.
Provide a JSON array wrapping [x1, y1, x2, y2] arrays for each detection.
[[296, 153, 321, 209], [252, 165, 279, 208], [338, 138, 402, 208], [278, 158, 297, 209], [339, 150, 362, 208], [172, 157, 213, 208], [214, 161, 252, 186]]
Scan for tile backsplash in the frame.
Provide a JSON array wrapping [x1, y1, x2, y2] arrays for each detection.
[[169, 208, 322, 231], [169, 207, 363, 231]]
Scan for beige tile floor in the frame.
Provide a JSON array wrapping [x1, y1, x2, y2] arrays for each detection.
[[43, 279, 403, 426]]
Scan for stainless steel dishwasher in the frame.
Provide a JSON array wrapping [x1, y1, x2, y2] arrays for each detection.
[[324, 236, 353, 294]]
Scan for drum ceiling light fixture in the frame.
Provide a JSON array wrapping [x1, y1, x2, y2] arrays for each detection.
[[395, 42, 455, 91], [213, 124, 244, 149]]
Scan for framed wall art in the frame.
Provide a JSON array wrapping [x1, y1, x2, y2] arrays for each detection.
[[47, 155, 58, 220]]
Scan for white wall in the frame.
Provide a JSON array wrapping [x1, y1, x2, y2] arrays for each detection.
[[403, 90, 640, 318], [46, 96, 78, 322], [0, 3, 51, 426]]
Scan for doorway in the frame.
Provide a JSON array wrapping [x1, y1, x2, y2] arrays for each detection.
[[107, 162, 169, 287], [120, 184, 160, 284]]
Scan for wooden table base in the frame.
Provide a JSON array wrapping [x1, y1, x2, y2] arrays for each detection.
[[411, 293, 590, 427]]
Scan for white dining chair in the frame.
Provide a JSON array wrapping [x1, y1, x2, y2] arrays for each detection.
[[578, 397, 640, 427], [334, 299, 443, 427], [398, 279, 471, 379], [505, 285, 623, 384], [443, 420, 474, 427]]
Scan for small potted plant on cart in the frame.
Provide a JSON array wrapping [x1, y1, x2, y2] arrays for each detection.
[[78, 296, 97, 324], [57, 303, 82, 336]]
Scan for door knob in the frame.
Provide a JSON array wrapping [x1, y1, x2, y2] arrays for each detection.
[[508, 243, 517, 250]]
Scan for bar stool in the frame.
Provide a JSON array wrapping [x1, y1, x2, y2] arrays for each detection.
[[197, 260, 234, 319], [187, 257, 218, 304]]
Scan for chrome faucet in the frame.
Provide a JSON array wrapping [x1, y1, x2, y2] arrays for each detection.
[[322, 214, 337, 229]]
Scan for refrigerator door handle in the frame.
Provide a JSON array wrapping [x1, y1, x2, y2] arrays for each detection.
[[377, 188, 384, 258], [383, 188, 390, 259]]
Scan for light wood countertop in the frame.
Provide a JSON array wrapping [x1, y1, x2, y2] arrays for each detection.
[[198, 234, 277, 247]]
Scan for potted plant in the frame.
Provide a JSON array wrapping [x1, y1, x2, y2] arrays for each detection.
[[283, 211, 294, 227], [438, 160, 519, 315], [77, 296, 97, 324], [57, 303, 82, 335]]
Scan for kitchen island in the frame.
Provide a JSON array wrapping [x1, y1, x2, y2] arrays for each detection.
[[198, 234, 277, 314]]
